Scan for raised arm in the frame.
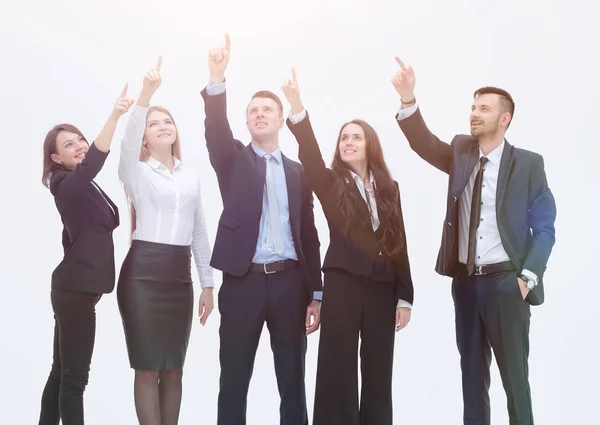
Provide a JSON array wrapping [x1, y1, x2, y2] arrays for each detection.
[[118, 57, 161, 188], [200, 34, 244, 177], [282, 68, 336, 200], [51, 85, 134, 198], [391, 57, 453, 174]]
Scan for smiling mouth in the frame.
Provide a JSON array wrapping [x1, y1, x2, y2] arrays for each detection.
[[343, 149, 357, 154], [256, 122, 267, 128], [158, 133, 171, 137]]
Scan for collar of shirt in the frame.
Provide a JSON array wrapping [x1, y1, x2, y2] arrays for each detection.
[[349, 170, 375, 188], [479, 140, 505, 166], [146, 155, 184, 171], [251, 143, 282, 163]]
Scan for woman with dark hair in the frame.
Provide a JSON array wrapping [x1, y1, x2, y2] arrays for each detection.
[[39, 85, 133, 425], [282, 70, 414, 425], [117, 57, 214, 425]]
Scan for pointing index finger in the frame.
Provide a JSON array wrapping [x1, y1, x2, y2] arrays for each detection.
[[156, 55, 163, 71], [291, 67, 298, 84], [120, 83, 128, 97], [395, 56, 407, 71], [224, 33, 231, 51]]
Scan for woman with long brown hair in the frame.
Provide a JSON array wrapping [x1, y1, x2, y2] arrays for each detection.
[[282, 70, 414, 425], [117, 58, 214, 425], [39, 86, 133, 425]]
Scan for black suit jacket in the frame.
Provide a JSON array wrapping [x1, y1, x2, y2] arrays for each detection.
[[50, 143, 120, 294], [200, 89, 323, 299], [287, 114, 414, 305], [397, 108, 556, 305]]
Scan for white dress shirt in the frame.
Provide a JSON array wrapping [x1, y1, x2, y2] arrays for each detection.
[[396, 103, 538, 284], [289, 109, 413, 308], [119, 105, 214, 288]]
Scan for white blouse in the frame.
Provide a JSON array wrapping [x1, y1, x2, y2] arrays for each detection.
[[118, 105, 214, 288]]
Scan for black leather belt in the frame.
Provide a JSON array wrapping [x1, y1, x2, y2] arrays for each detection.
[[472, 261, 514, 276], [250, 260, 299, 275]]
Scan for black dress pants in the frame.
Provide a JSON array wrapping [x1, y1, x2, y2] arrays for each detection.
[[452, 268, 533, 425], [38, 289, 101, 425], [217, 268, 309, 425], [313, 269, 396, 425]]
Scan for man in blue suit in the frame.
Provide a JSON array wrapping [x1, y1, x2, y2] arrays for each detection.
[[200, 34, 323, 425]]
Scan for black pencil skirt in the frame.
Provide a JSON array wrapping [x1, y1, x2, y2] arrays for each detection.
[[117, 240, 194, 371]]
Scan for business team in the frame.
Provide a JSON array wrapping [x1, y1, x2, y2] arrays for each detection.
[[38, 34, 556, 425]]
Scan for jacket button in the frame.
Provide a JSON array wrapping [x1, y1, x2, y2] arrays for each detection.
[[452, 196, 458, 202], [448, 221, 452, 226]]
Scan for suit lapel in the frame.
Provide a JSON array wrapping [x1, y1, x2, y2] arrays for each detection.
[[282, 154, 301, 232], [90, 181, 119, 226], [455, 141, 480, 196], [247, 144, 267, 200], [496, 141, 515, 213]]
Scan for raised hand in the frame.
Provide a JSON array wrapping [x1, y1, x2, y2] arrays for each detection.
[[111, 84, 135, 119], [137, 56, 162, 107], [208, 34, 231, 84], [281, 67, 303, 114], [391, 56, 416, 102]]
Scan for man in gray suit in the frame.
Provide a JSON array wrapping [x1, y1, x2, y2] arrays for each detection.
[[392, 57, 556, 425]]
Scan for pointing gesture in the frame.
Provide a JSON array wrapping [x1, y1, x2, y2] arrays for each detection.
[[137, 56, 163, 107], [208, 33, 231, 84], [111, 84, 135, 118], [281, 67, 303, 114], [391, 56, 416, 102]]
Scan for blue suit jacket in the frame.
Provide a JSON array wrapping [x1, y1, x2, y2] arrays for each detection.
[[201, 89, 323, 299]]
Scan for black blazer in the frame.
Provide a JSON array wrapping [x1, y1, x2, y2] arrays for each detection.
[[200, 89, 323, 299], [50, 143, 120, 294], [287, 113, 414, 305], [397, 108, 556, 305]]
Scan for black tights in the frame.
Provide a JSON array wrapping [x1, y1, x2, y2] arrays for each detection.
[[134, 369, 184, 425]]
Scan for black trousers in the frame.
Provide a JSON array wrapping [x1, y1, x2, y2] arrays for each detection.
[[452, 268, 533, 425], [313, 269, 396, 425], [39, 289, 101, 425], [217, 268, 309, 425]]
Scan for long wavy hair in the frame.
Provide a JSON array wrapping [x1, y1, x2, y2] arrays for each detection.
[[128, 106, 182, 235], [331, 119, 404, 257]]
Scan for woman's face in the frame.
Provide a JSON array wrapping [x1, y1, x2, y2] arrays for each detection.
[[51, 130, 89, 170], [338, 123, 367, 165], [143, 110, 177, 151]]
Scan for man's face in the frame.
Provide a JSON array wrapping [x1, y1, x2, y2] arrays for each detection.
[[470, 93, 509, 138], [246, 97, 284, 139]]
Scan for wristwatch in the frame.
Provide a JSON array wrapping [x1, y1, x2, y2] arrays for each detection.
[[520, 274, 536, 290]]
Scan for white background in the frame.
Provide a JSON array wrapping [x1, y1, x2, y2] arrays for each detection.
[[1, 0, 598, 423]]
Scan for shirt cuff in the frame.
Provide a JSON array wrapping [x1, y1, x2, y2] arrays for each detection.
[[520, 269, 539, 285], [288, 108, 307, 125], [312, 291, 323, 301], [396, 299, 413, 309], [206, 81, 226, 96], [396, 103, 419, 121]]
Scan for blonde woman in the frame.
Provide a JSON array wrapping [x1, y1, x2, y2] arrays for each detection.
[[117, 58, 214, 425]]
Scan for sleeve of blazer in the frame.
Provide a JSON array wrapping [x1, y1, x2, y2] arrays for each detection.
[[200, 88, 246, 193], [396, 107, 453, 174], [393, 182, 414, 305], [50, 143, 109, 201], [286, 112, 336, 201], [522, 155, 556, 277], [299, 172, 323, 294]]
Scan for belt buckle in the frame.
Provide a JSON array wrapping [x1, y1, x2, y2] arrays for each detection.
[[474, 265, 484, 276], [263, 262, 277, 275]]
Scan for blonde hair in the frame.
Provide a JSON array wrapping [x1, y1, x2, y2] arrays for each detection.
[[130, 105, 182, 235]]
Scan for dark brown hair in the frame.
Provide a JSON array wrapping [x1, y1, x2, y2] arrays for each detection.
[[474, 86, 515, 128], [129, 106, 183, 235], [42, 124, 88, 188], [247, 90, 284, 117], [332, 119, 404, 257]]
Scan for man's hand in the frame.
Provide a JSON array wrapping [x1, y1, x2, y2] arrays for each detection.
[[198, 287, 214, 326], [517, 277, 530, 301], [208, 33, 231, 85], [305, 299, 321, 335], [391, 56, 416, 103], [281, 67, 303, 114], [395, 307, 411, 332], [110, 84, 135, 120], [137, 56, 162, 107]]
